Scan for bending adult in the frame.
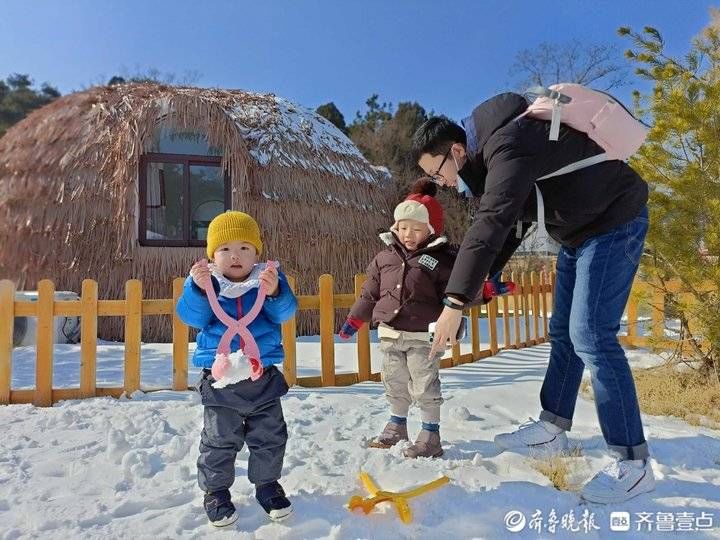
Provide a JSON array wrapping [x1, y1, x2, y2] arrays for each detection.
[[414, 92, 653, 504]]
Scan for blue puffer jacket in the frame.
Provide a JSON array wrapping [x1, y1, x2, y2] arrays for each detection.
[[176, 272, 297, 369]]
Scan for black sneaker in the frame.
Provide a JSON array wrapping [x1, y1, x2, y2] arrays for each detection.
[[255, 481, 293, 521], [203, 489, 238, 527]]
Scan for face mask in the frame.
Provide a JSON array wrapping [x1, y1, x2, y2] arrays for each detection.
[[453, 154, 470, 196]]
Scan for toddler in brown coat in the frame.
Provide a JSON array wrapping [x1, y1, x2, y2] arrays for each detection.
[[341, 180, 486, 458]]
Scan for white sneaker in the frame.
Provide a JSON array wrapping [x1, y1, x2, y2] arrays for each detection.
[[581, 459, 655, 504], [269, 503, 293, 522], [209, 511, 239, 528], [494, 418, 569, 454]]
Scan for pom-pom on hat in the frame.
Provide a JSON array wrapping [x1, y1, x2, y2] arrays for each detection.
[[393, 178, 444, 234]]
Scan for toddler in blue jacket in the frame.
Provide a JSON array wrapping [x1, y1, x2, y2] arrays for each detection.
[[176, 211, 297, 527]]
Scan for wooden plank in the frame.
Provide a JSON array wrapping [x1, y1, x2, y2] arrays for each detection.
[[318, 274, 336, 386], [470, 305, 480, 359], [34, 280, 54, 407], [512, 272, 522, 349], [354, 274, 371, 382], [333, 294, 356, 309], [172, 277, 189, 391], [281, 275, 298, 386], [296, 372, 359, 388], [79, 279, 98, 398], [11, 386, 153, 404], [501, 272, 511, 349], [97, 301, 129, 316], [0, 280, 14, 404], [296, 296, 320, 310], [540, 271, 549, 340], [531, 272, 540, 343], [142, 299, 174, 315], [14, 301, 37, 317], [488, 298, 499, 355], [50, 302, 81, 316], [124, 280, 142, 394], [451, 342, 461, 366], [522, 273, 533, 346]]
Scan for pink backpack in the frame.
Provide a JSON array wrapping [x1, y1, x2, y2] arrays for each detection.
[[523, 83, 648, 158], [516, 83, 649, 242]]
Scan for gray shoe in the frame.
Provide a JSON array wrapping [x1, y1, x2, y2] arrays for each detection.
[[404, 429, 443, 458], [369, 422, 409, 448]]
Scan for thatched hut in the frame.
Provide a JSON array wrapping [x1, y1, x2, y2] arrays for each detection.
[[0, 83, 393, 340]]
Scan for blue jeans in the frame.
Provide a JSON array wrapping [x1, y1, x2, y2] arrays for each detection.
[[540, 207, 650, 460]]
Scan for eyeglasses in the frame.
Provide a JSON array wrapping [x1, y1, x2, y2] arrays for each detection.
[[428, 148, 451, 184]]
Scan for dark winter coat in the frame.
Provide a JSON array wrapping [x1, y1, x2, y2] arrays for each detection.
[[348, 232, 460, 332], [446, 93, 649, 302]]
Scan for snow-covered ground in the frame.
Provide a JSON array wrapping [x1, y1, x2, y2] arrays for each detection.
[[9, 319, 535, 390], [2, 340, 719, 539]]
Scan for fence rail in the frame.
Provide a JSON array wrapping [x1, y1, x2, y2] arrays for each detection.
[[0, 271, 673, 406]]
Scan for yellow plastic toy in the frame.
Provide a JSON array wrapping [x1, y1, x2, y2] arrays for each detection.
[[347, 471, 450, 524]]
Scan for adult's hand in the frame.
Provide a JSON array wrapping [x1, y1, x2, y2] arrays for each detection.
[[428, 306, 463, 358]]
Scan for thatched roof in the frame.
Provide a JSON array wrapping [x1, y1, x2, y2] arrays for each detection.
[[0, 83, 394, 340], [0, 83, 388, 190]]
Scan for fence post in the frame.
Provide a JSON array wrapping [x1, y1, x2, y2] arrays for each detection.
[[172, 277, 189, 391], [531, 272, 541, 343], [281, 275, 298, 386], [550, 271, 557, 314], [470, 305, 480, 360], [0, 280, 15, 404], [319, 274, 336, 386], [501, 272, 511, 349], [512, 271, 522, 349], [124, 280, 142, 395], [451, 341, 461, 366], [488, 298, 499, 355], [35, 279, 55, 407], [540, 271, 549, 340], [522, 273, 533, 346], [354, 274, 371, 382], [80, 279, 98, 398]]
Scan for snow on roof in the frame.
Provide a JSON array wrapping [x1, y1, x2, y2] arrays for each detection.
[[227, 95, 377, 182]]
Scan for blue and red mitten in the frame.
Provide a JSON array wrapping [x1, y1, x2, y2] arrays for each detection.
[[482, 273, 517, 303], [339, 317, 364, 340]]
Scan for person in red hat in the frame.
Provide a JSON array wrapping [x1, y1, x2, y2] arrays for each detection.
[[339, 178, 513, 459]]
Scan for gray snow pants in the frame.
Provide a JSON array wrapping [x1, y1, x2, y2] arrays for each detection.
[[196, 365, 289, 493], [380, 333, 444, 423]]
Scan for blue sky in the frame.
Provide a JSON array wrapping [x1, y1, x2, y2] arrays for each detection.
[[1, 1, 715, 122]]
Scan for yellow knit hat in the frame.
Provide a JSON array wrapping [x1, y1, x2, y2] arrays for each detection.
[[206, 211, 263, 259]]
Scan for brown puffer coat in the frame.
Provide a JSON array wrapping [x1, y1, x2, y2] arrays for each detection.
[[348, 232, 465, 332]]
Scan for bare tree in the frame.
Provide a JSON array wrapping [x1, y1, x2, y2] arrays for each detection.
[[509, 39, 628, 91]]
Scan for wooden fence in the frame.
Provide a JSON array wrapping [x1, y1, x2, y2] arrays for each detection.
[[0, 270, 668, 406]]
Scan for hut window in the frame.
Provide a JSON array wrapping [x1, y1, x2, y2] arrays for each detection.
[[139, 154, 230, 247], [151, 126, 223, 156]]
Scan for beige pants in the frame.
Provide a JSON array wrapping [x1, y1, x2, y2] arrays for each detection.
[[380, 331, 443, 423]]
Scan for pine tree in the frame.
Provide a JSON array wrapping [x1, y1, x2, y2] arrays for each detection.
[[0, 74, 60, 137], [315, 102, 348, 135], [620, 20, 720, 382]]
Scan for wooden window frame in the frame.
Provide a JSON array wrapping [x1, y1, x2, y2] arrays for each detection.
[[138, 153, 230, 247]]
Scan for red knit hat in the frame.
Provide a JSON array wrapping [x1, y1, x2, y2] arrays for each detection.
[[393, 178, 444, 235]]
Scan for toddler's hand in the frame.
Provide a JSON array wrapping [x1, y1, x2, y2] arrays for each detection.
[[259, 264, 280, 296], [190, 259, 212, 289]]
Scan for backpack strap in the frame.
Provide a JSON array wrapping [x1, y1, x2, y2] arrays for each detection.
[[536, 153, 609, 181], [533, 152, 610, 244]]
